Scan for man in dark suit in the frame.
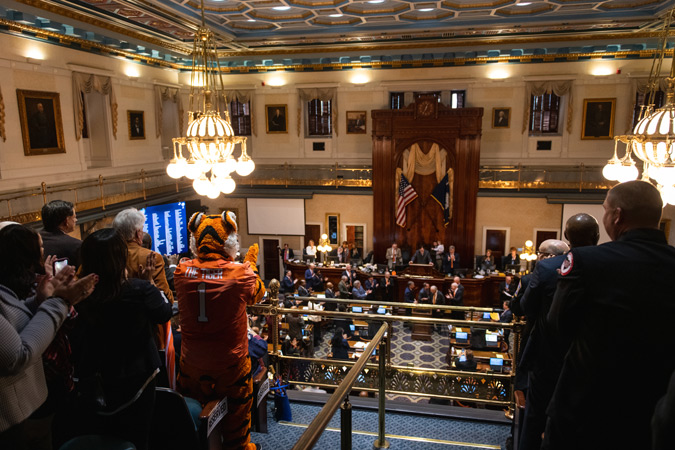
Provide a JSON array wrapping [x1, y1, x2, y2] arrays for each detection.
[[499, 275, 517, 303], [304, 263, 320, 291], [518, 218, 597, 450], [381, 271, 396, 302], [40, 200, 81, 268], [544, 181, 675, 450], [323, 282, 337, 311], [417, 282, 431, 303], [281, 270, 296, 294], [446, 281, 464, 320], [441, 246, 460, 274], [454, 349, 478, 372], [280, 243, 294, 268], [410, 243, 433, 265]]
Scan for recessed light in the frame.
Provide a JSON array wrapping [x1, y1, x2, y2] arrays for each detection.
[[368, 0, 385, 3], [247, 19, 256, 22], [330, 13, 343, 17], [273, 6, 291, 10], [419, 7, 434, 11], [517, 2, 532, 5]]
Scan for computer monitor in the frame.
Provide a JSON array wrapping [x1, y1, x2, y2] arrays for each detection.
[[376, 264, 387, 273], [453, 268, 468, 278], [486, 333, 499, 345], [455, 331, 468, 343], [505, 264, 521, 273], [459, 355, 467, 362], [482, 312, 492, 320], [489, 357, 504, 372], [305, 255, 316, 263], [349, 324, 356, 332], [352, 306, 363, 313], [377, 307, 387, 315]]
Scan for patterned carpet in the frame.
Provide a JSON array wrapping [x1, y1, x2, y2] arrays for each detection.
[[250, 401, 511, 449], [313, 321, 452, 403]]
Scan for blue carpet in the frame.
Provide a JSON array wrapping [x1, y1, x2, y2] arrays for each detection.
[[251, 401, 510, 449]]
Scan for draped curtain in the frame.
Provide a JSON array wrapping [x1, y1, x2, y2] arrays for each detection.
[[154, 86, 184, 138], [298, 88, 337, 137], [0, 85, 5, 142], [395, 142, 454, 219], [72, 72, 117, 140], [523, 80, 573, 134], [627, 78, 669, 132], [224, 89, 256, 136]]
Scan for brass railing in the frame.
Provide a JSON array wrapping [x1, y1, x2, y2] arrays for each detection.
[[0, 163, 609, 223], [248, 292, 522, 447]]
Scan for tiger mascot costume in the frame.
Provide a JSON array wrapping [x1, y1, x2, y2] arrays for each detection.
[[174, 211, 265, 450]]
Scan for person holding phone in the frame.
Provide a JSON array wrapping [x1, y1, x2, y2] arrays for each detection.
[[0, 224, 97, 450]]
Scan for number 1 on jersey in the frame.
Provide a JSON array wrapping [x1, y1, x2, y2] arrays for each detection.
[[197, 281, 208, 322]]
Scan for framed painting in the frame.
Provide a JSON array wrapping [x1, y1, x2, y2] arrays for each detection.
[[492, 107, 510, 129], [581, 98, 615, 140], [128, 110, 146, 140], [266, 104, 287, 133], [16, 89, 66, 155], [346, 111, 367, 134]]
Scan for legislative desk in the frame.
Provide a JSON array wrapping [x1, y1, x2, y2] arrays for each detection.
[[287, 261, 512, 308]]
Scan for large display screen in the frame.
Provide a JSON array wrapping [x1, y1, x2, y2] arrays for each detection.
[[141, 201, 188, 255]]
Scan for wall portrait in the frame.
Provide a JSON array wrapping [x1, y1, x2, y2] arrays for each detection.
[[128, 110, 145, 140], [17, 89, 66, 156], [581, 98, 615, 140], [346, 111, 367, 134], [492, 107, 510, 129], [266, 104, 287, 133]]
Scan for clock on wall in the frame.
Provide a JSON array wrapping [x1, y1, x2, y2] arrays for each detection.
[[415, 97, 437, 119]]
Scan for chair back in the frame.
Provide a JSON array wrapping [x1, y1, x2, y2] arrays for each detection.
[[149, 387, 201, 450]]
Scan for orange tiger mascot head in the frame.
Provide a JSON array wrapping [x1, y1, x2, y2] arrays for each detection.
[[187, 210, 239, 261]]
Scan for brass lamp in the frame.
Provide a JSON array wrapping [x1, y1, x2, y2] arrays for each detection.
[[317, 233, 332, 265]]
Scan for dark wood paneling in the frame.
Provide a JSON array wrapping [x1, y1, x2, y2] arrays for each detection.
[[371, 101, 483, 267]]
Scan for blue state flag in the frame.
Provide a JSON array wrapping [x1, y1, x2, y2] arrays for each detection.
[[431, 174, 450, 226]]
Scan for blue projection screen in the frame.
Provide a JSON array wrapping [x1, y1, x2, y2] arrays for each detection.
[[141, 201, 188, 255]]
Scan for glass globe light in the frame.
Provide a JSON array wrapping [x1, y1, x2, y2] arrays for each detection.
[[184, 162, 202, 180], [193, 175, 210, 196], [236, 157, 255, 177], [220, 176, 236, 194], [602, 160, 620, 181], [616, 163, 638, 183], [167, 156, 187, 179], [660, 185, 675, 206], [206, 181, 221, 199]]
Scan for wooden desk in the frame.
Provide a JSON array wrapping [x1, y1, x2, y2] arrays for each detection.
[[411, 307, 432, 341]]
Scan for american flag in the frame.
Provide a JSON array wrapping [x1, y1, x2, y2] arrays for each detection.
[[396, 174, 418, 227]]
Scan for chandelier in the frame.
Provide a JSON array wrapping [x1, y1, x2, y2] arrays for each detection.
[[166, 0, 254, 199], [603, 6, 675, 205]]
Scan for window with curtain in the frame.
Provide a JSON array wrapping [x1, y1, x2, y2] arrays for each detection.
[[529, 93, 561, 134], [632, 90, 665, 130], [307, 99, 332, 136], [390, 92, 405, 109], [230, 99, 251, 136], [450, 90, 465, 109]]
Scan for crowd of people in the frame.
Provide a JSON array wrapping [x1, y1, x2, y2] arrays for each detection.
[[0, 203, 264, 450]]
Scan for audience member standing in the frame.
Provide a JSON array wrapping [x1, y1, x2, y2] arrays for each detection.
[[518, 217, 597, 450], [385, 243, 402, 269], [0, 225, 95, 450], [73, 229, 171, 450], [40, 200, 81, 268], [544, 181, 675, 450], [441, 246, 460, 274]]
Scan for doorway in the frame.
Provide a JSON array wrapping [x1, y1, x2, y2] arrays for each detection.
[[482, 227, 510, 270], [261, 238, 281, 281]]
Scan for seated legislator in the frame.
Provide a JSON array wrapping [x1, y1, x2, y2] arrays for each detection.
[[480, 249, 496, 272], [454, 349, 478, 372], [503, 246, 520, 267], [441, 245, 460, 274], [499, 275, 517, 303], [305, 240, 317, 259], [385, 243, 402, 269], [174, 211, 265, 450], [411, 244, 433, 265]]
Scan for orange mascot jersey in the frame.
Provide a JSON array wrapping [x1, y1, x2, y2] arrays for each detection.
[[174, 258, 257, 372]]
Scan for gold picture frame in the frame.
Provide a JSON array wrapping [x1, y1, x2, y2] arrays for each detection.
[[326, 213, 340, 245], [492, 107, 511, 129], [16, 89, 66, 156], [581, 98, 615, 140], [128, 110, 146, 140], [346, 111, 367, 134], [266, 104, 288, 133]]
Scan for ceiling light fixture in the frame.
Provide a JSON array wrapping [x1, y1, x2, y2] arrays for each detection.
[[368, 0, 385, 3], [273, 6, 291, 10], [603, 6, 675, 205], [517, 2, 532, 6], [330, 13, 343, 17], [167, 0, 254, 198], [419, 8, 434, 12]]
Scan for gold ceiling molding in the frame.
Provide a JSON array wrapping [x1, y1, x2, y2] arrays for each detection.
[[14, 0, 192, 55], [399, 11, 454, 21], [442, 0, 514, 9], [342, 4, 410, 15], [222, 28, 667, 57], [187, 0, 247, 13], [0, 18, 184, 69], [494, 4, 555, 16], [599, 0, 662, 9]]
